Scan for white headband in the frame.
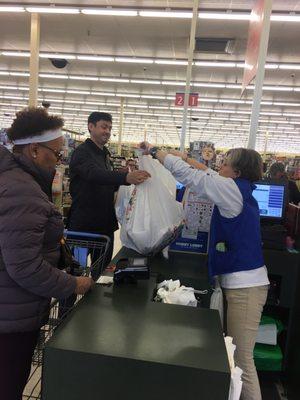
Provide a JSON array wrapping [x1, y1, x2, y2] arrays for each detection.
[[13, 129, 63, 145]]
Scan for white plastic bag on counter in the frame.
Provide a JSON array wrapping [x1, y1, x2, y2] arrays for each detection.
[[115, 185, 134, 224], [155, 279, 198, 307], [120, 155, 184, 255]]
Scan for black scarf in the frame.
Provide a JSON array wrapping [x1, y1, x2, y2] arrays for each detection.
[[13, 153, 56, 201]]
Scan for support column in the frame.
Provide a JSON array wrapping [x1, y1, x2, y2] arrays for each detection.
[[247, 0, 273, 149], [263, 131, 269, 161], [118, 97, 124, 155], [180, 0, 199, 152], [29, 13, 40, 107], [143, 123, 147, 142]]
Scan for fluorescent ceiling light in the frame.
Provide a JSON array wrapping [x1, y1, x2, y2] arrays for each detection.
[[0, 7, 25, 12], [70, 76, 99, 81], [126, 104, 148, 108], [81, 9, 137, 16], [26, 7, 80, 14], [155, 59, 188, 66], [40, 88, 66, 93], [200, 98, 219, 103], [194, 83, 226, 88], [225, 84, 242, 89], [67, 90, 90, 95], [115, 57, 153, 64], [279, 64, 300, 70], [40, 53, 76, 60], [91, 92, 116, 96], [149, 106, 169, 109], [115, 93, 141, 98], [139, 11, 192, 18], [39, 74, 69, 79], [262, 86, 294, 91], [265, 64, 279, 69], [2, 95, 27, 100], [194, 61, 236, 67], [261, 112, 282, 116], [0, 71, 9, 75], [275, 102, 300, 106], [271, 14, 300, 22], [219, 99, 245, 104], [100, 77, 130, 83], [2, 51, 30, 57], [10, 72, 30, 77], [131, 79, 161, 85], [1, 50, 300, 73], [235, 62, 279, 70], [198, 12, 250, 21], [141, 95, 167, 100], [162, 81, 186, 86], [77, 55, 114, 61]]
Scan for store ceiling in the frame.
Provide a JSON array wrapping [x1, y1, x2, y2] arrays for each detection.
[[0, 1, 300, 152]]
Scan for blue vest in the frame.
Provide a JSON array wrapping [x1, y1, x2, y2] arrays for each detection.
[[208, 178, 264, 278]]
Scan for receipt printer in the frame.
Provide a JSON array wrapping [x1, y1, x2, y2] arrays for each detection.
[[114, 257, 150, 283]]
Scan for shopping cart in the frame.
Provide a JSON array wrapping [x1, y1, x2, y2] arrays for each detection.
[[23, 231, 110, 400]]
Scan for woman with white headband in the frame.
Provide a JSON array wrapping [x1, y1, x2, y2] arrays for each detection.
[[0, 107, 93, 399]]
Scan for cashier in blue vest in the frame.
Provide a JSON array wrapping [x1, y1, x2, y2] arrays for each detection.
[[140, 143, 269, 400]]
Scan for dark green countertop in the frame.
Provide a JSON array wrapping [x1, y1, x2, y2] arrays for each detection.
[[42, 250, 231, 400], [47, 279, 228, 374]]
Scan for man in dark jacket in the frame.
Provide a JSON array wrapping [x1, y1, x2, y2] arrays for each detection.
[[269, 162, 300, 205], [68, 112, 150, 265]]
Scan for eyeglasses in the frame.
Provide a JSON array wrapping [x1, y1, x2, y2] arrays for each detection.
[[38, 143, 63, 161]]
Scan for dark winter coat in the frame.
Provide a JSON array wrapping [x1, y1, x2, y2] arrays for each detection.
[[68, 139, 128, 234], [0, 145, 76, 333]]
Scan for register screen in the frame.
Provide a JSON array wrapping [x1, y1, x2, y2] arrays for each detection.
[[253, 184, 285, 218]]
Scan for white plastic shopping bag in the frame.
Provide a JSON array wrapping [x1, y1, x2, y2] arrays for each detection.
[[119, 155, 184, 255], [210, 278, 224, 327], [115, 185, 134, 224]]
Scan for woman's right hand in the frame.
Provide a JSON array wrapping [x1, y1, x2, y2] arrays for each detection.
[[139, 141, 153, 155], [75, 276, 94, 294]]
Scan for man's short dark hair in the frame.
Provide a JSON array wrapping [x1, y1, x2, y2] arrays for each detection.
[[7, 107, 63, 141], [269, 162, 285, 179], [88, 112, 112, 129]]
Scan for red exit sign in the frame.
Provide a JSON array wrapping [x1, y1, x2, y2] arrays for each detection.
[[175, 92, 199, 107]]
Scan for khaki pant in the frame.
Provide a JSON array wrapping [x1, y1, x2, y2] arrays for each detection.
[[224, 286, 268, 400]]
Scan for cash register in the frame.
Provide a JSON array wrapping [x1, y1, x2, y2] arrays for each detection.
[[252, 180, 288, 250]]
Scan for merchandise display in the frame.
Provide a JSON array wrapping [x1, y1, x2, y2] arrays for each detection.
[[170, 141, 216, 254], [190, 140, 216, 169]]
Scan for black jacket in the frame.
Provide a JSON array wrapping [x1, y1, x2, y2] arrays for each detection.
[[68, 139, 128, 234], [288, 180, 300, 205]]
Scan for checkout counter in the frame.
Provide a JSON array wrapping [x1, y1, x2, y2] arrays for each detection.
[[42, 249, 231, 400], [42, 247, 300, 399]]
